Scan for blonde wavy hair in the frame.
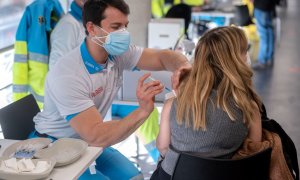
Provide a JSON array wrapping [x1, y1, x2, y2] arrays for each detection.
[[176, 26, 262, 130]]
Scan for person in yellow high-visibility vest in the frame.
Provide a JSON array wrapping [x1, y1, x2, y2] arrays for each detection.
[[152, 0, 207, 18], [152, 0, 173, 18], [13, 0, 64, 109]]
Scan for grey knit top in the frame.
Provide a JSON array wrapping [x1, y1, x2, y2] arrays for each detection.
[[161, 90, 248, 175]]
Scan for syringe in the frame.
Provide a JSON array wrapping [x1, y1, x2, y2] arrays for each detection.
[[148, 76, 177, 100], [148, 76, 172, 92]]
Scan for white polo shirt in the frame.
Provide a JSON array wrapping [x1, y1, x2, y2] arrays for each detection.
[[34, 40, 143, 138], [49, 13, 85, 70]]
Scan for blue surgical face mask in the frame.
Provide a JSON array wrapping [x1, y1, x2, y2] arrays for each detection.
[[91, 25, 131, 55]]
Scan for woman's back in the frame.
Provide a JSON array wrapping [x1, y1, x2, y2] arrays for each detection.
[[161, 90, 248, 175]]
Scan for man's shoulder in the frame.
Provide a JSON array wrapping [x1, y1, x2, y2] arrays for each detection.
[[50, 47, 83, 75], [128, 45, 143, 52], [60, 45, 82, 60], [110, 45, 140, 63], [123, 45, 143, 58]]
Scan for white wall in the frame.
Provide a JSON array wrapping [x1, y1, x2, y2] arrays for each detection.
[[125, 0, 151, 47]]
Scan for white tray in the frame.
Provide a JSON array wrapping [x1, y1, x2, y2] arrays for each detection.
[[0, 157, 56, 180], [2, 138, 52, 158], [34, 138, 88, 167]]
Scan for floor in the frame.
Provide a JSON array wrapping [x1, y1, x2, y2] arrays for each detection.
[[113, 134, 157, 180], [253, 0, 300, 162], [0, 0, 299, 179]]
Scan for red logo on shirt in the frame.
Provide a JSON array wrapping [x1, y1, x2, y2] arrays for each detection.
[[91, 87, 104, 97]]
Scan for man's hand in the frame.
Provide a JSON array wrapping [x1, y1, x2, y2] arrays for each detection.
[[171, 64, 192, 93], [136, 73, 164, 114]]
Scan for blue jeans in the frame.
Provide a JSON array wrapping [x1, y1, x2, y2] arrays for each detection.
[[112, 104, 160, 162], [79, 147, 143, 180], [29, 132, 143, 180], [254, 8, 274, 64]]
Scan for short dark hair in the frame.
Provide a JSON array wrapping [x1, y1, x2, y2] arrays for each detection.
[[82, 0, 130, 35]]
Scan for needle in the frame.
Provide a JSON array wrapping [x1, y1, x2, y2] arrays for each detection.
[[148, 76, 172, 92]]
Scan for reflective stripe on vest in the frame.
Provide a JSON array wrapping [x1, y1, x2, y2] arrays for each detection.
[[29, 52, 49, 64]]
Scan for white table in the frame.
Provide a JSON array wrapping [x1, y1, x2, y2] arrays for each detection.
[[0, 139, 103, 180]]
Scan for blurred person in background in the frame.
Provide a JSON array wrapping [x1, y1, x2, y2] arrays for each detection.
[[251, 0, 277, 70], [49, 0, 86, 70]]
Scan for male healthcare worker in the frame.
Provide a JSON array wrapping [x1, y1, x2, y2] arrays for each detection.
[[31, 0, 191, 179], [50, 0, 162, 163]]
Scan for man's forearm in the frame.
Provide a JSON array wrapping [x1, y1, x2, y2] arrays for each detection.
[[88, 107, 150, 147], [159, 50, 191, 72]]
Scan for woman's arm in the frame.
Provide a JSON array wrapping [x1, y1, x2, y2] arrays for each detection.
[[156, 98, 174, 156]]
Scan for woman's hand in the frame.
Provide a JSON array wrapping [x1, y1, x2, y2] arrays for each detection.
[[136, 73, 164, 114]]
